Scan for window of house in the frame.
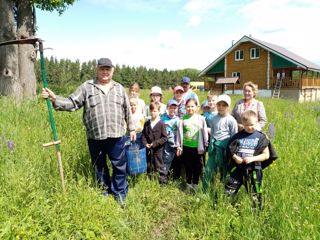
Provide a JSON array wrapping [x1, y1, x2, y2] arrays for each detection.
[[232, 72, 240, 78], [235, 50, 244, 61], [250, 47, 260, 59]]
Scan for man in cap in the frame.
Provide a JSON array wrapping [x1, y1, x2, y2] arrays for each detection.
[[42, 57, 135, 204], [181, 76, 200, 107]]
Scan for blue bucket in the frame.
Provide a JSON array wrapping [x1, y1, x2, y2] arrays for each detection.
[[126, 143, 147, 175]]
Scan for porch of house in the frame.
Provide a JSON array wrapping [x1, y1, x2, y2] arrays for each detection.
[[271, 70, 320, 102], [271, 74, 320, 89]]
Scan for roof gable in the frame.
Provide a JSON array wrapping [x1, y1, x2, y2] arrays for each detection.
[[199, 35, 320, 76]]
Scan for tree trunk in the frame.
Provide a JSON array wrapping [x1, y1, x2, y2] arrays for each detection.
[[0, 0, 36, 102], [0, 0, 22, 101], [17, 0, 37, 99]]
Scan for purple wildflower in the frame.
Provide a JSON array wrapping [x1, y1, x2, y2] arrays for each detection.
[[7, 140, 15, 152], [268, 123, 275, 140]]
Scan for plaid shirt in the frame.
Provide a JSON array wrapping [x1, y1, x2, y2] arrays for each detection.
[[53, 79, 134, 140]]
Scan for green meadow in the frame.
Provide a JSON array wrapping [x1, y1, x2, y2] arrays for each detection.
[[0, 90, 319, 239]]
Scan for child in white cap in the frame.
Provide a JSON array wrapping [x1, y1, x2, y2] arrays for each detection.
[[202, 94, 237, 192], [145, 86, 167, 119]]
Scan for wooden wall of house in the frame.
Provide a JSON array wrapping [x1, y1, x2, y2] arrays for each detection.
[[204, 73, 224, 91], [225, 42, 273, 90]]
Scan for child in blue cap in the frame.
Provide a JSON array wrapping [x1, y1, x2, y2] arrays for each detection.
[[161, 99, 181, 177]]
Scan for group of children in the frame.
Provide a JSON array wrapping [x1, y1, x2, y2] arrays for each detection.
[[127, 82, 276, 208]]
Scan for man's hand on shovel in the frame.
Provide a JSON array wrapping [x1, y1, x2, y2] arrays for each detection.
[[42, 88, 56, 103]]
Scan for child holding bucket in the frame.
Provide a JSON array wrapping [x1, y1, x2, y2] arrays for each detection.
[[142, 102, 168, 184], [177, 98, 208, 191], [129, 82, 146, 116], [129, 97, 145, 146]]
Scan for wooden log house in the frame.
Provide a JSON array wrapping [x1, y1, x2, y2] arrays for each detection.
[[199, 35, 320, 102]]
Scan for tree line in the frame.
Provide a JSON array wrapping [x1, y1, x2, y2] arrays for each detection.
[[34, 57, 203, 91]]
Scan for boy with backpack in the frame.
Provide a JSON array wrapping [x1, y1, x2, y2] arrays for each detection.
[[224, 110, 277, 210]]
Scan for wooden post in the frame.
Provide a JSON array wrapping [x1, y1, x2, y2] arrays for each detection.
[[300, 70, 303, 90], [307, 68, 309, 87], [312, 71, 315, 87]]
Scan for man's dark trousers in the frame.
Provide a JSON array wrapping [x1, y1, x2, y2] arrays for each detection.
[[88, 137, 128, 200]]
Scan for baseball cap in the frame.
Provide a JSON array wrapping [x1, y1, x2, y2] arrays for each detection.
[[97, 58, 114, 68], [216, 94, 231, 106], [150, 86, 162, 95], [174, 86, 184, 93], [181, 76, 191, 84], [167, 99, 178, 107]]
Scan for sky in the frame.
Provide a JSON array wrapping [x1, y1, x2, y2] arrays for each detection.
[[36, 0, 320, 70]]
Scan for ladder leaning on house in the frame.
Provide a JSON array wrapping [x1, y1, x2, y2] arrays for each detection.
[[272, 78, 282, 98]]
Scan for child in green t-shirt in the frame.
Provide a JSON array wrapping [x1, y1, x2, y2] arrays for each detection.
[[177, 98, 208, 191]]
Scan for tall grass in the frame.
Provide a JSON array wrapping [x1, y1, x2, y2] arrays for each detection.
[[0, 90, 319, 239]]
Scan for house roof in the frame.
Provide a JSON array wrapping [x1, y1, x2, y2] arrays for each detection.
[[215, 77, 240, 84], [199, 35, 320, 76]]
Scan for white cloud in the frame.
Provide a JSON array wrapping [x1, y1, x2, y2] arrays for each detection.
[[159, 30, 182, 49], [42, 32, 198, 70], [238, 0, 320, 65], [183, 0, 218, 12], [183, 0, 222, 27], [38, 0, 320, 71], [187, 15, 201, 27]]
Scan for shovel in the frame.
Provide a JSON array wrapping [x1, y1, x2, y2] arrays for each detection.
[[0, 38, 66, 192]]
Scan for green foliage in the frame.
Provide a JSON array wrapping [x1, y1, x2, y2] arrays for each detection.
[[32, 0, 76, 15], [0, 93, 319, 239]]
